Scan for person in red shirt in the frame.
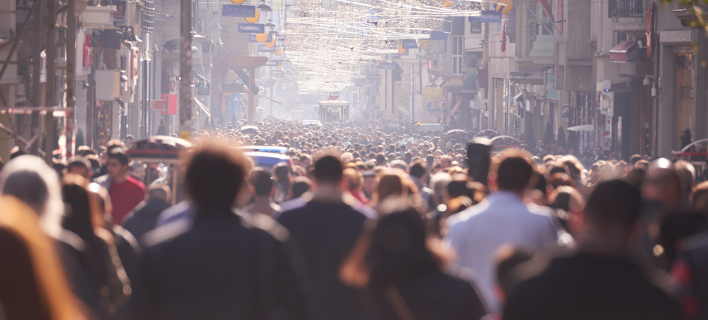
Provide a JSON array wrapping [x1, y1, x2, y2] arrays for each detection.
[[105, 147, 146, 224]]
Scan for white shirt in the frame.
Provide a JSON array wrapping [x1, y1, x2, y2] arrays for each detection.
[[445, 191, 558, 313]]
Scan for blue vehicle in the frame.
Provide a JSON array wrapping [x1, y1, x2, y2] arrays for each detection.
[[238, 146, 288, 154], [244, 151, 291, 170]]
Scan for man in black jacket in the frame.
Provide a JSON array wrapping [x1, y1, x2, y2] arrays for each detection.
[[278, 154, 369, 320], [503, 180, 682, 320], [122, 184, 172, 247], [132, 141, 311, 320]]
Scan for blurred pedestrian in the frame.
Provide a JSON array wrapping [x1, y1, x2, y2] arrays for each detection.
[[503, 180, 682, 320], [341, 200, 488, 320], [278, 154, 370, 320], [132, 140, 311, 320], [446, 149, 559, 312]]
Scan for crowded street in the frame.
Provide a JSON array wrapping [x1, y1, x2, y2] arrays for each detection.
[[2, 0, 708, 319]]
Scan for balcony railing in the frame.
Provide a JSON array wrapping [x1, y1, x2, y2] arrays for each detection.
[[609, 0, 643, 18]]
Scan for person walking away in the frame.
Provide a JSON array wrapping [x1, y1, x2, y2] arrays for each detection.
[[122, 185, 172, 246], [131, 140, 311, 320], [503, 180, 683, 320], [104, 148, 146, 225], [409, 160, 433, 210], [278, 154, 369, 320], [61, 174, 132, 319], [273, 163, 293, 203], [445, 149, 559, 313], [340, 199, 488, 320], [0, 156, 88, 320], [279, 177, 313, 212], [243, 167, 281, 218]]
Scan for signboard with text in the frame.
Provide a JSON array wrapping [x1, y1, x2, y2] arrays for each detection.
[[222, 5, 256, 17], [238, 23, 265, 33], [468, 10, 502, 23]]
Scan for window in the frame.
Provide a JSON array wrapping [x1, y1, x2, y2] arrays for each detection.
[[470, 22, 482, 34], [451, 36, 464, 74]]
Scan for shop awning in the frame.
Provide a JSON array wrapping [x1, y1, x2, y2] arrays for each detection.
[[193, 97, 211, 118], [610, 41, 637, 63]]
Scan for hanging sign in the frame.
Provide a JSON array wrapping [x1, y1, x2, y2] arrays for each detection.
[[401, 39, 418, 49], [378, 62, 396, 70], [264, 59, 281, 66], [270, 70, 284, 76], [238, 23, 265, 33], [468, 10, 502, 23], [222, 5, 255, 17], [250, 33, 272, 42], [259, 44, 277, 52]]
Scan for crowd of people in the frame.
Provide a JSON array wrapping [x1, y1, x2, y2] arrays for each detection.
[[0, 118, 707, 320]]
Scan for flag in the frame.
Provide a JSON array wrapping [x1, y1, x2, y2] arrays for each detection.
[[537, 0, 555, 23], [450, 97, 463, 116]]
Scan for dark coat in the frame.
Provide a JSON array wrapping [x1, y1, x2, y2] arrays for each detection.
[[503, 252, 683, 320], [122, 198, 171, 246], [278, 200, 368, 320], [364, 270, 488, 320], [131, 210, 312, 320]]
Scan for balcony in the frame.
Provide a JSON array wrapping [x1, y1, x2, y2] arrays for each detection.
[[609, 0, 643, 18], [608, 0, 645, 37]]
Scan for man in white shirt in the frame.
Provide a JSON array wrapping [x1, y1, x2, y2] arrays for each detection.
[[446, 149, 559, 313]]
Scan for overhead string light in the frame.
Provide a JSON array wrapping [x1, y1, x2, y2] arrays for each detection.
[[281, 0, 484, 93]]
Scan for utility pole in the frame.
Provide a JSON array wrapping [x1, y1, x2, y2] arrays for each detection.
[[29, 0, 43, 155], [66, 0, 76, 158], [179, 0, 193, 140], [142, 33, 150, 138], [44, 0, 56, 164]]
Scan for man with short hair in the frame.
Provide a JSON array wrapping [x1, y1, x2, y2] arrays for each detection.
[[409, 160, 432, 208], [279, 177, 312, 212], [446, 149, 558, 312], [243, 167, 281, 218], [105, 148, 146, 225], [503, 180, 682, 320], [132, 142, 310, 320], [67, 157, 92, 180], [278, 155, 369, 320], [122, 184, 172, 246]]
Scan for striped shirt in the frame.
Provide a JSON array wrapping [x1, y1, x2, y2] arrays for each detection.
[[109, 175, 146, 225]]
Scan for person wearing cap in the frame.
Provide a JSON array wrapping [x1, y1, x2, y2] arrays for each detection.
[[105, 147, 146, 225]]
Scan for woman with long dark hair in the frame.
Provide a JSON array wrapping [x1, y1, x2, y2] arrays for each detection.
[[61, 174, 131, 319], [341, 198, 488, 320]]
